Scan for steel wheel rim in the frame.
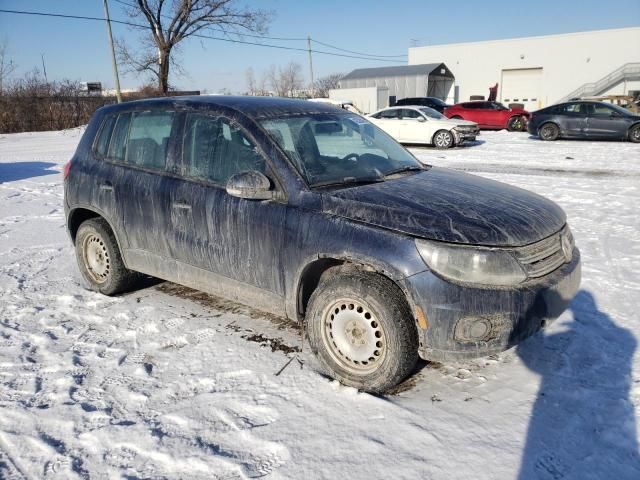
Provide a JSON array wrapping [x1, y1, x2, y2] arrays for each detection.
[[435, 132, 451, 147], [82, 233, 110, 284], [321, 299, 386, 374], [511, 117, 523, 130]]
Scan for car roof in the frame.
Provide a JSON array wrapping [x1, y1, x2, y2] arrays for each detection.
[[98, 95, 344, 120]]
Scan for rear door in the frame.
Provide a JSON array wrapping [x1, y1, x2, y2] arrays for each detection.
[[585, 103, 630, 138], [117, 110, 178, 260], [555, 103, 588, 136], [370, 109, 400, 140]]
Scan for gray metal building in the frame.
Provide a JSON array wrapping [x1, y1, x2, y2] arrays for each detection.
[[339, 63, 455, 103]]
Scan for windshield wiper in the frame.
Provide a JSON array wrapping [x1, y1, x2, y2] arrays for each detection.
[[311, 175, 384, 188], [382, 165, 425, 178]]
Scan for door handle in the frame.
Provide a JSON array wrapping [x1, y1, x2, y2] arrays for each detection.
[[99, 182, 113, 192], [172, 202, 191, 210]]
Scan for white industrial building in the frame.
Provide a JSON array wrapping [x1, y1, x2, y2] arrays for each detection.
[[408, 27, 640, 111]]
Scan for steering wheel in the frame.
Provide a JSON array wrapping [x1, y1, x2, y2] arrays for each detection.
[[341, 153, 361, 168]]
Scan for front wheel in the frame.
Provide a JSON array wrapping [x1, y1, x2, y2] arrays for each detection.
[[629, 124, 640, 143], [306, 269, 419, 393], [433, 129, 455, 149], [539, 122, 560, 141]]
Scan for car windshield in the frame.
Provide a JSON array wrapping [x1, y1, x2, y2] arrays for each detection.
[[260, 113, 424, 187], [419, 107, 446, 119]]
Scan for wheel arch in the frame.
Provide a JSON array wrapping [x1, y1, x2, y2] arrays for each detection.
[[627, 121, 640, 140], [293, 255, 421, 327], [67, 207, 128, 265], [432, 128, 455, 147]]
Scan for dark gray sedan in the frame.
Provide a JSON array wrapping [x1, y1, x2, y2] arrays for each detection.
[[528, 101, 640, 142]]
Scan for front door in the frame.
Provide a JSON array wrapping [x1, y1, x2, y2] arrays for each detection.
[[396, 108, 427, 143], [177, 111, 287, 295], [585, 103, 630, 138]]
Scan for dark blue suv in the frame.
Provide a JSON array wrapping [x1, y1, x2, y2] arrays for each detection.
[[64, 96, 581, 392]]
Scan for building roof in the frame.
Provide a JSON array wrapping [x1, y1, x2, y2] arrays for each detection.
[[342, 63, 450, 80]]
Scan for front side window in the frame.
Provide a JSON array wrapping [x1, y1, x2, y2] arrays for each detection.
[[126, 111, 174, 169], [260, 113, 423, 187], [182, 113, 265, 184]]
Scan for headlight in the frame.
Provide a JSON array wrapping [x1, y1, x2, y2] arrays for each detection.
[[415, 239, 527, 286]]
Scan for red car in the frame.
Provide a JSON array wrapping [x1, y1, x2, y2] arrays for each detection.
[[444, 101, 529, 131]]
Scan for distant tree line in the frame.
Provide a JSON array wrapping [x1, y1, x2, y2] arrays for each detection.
[[245, 64, 343, 98]]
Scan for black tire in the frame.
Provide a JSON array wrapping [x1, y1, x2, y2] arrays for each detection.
[[539, 122, 560, 141], [75, 218, 141, 295], [306, 269, 419, 393], [433, 129, 455, 149], [629, 124, 640, 143], [507, 115, 525, 132]]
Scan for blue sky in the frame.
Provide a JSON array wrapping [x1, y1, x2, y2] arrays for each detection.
[[1, 0, 639, 93]]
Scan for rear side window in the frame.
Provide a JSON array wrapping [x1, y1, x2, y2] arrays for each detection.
[[182, 113, 265, 184], [95, 115, 116, 157], [399, 109, 421, 119], [107, 113, 131, 162], [126, 111, 175, 169], [557, 103, 583, 114]]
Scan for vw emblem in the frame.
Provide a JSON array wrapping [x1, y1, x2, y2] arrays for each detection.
[[560, 234, 572, 262]]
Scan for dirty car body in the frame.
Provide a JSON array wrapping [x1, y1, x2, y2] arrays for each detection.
[[64, 96, 581, 391]]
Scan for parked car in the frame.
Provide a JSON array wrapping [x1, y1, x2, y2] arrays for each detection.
[[528, 101, 640, 142], [444, 101, 529, 131], [394, 97, 451, 113], [64, 96, 580, 392], [368, 105, 479, 148]]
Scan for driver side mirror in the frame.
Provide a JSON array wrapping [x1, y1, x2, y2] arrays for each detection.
[[417, 116, 426, 122], [226, 170, 275, 200]]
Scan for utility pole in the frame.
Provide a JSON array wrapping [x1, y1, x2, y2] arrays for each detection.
[[103, 0, 122, 103], [307, 35, 314, 97], [41, 54, 48, 84]]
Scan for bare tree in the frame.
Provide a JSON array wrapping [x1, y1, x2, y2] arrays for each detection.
[[118, 1, 271, 93], [279, 62, 304, 97], [0, 39, 17, 95], [314, 72, 344, 98], [245, 67, 257, 95]]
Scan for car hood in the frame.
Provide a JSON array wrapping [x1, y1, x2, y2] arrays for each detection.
[[321, 167, 566, 247], [431, 118, 477, 128]]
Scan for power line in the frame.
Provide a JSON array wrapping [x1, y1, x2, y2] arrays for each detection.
[[111, 0, 308, 41], [311, 38, 407, 58], [0, 8, 405, 63]]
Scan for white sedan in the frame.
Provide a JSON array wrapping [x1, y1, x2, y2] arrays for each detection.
[[368, 105, 479, 148]]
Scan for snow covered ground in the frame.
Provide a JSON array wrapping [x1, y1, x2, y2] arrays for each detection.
[[0, 128, 639, 479]]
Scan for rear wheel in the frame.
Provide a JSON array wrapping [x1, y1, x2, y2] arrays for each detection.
[[629, 124, 640, 143], [75, 218, 141, 295], [507, 115, 525, 132], [306, 269, 418, 393], [433, 129, 454, 149], [539, 122, 560, 141]]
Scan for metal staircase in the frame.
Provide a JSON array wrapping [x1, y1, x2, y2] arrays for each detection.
[[558, 62, 640, 103]]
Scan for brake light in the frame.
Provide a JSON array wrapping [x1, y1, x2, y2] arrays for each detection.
[[63, 160, 72, 179]]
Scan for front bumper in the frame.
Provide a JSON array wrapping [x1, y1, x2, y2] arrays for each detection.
[[453, 129, 480, 143], [404, 248, 581, 362]]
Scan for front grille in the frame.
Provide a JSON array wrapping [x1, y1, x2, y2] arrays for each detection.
[[513, 225, 574, 278]]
